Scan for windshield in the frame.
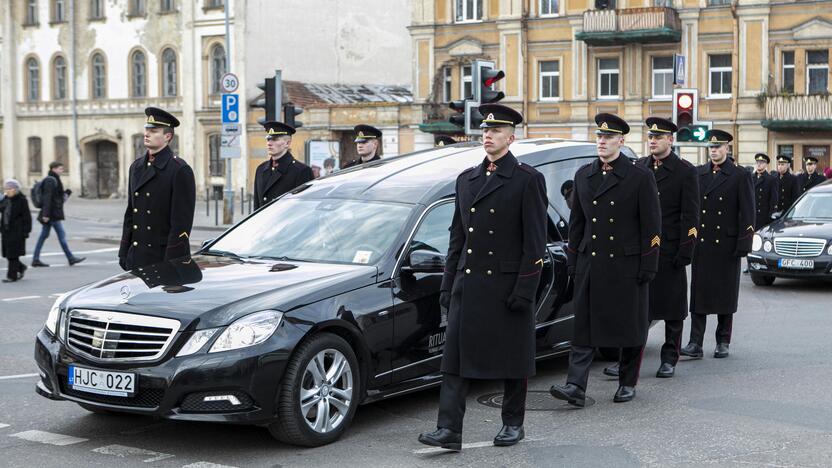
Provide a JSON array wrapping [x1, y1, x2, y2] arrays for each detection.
[[786, 192, 832, 220], [208, 198, 414, 265]]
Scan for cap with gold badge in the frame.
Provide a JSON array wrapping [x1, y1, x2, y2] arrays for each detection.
[[776, 154, 793, 164], [354, 125, 382, 143], [144, 107, 180, 129], [705, 129, 733, 147], [804, 155, 819, 164], [478, 104, 523, 129], [754, 153, 770, 164], [435, 135, 456, 147], [263, 121, 296, 139], [645, 117, 677, 136], [595, 112, 630, 135]]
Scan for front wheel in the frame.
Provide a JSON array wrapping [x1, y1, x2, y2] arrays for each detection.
[[268, 333, 360, 447], [750, 273, 775, 286]]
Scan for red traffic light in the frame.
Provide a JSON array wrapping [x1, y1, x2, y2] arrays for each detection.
[[677, 93, 694, 110]]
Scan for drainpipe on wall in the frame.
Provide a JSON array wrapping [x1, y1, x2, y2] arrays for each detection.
[[730, 0, 739, 160], [70, 0, 81, 195], [521, 0, 529, 139]]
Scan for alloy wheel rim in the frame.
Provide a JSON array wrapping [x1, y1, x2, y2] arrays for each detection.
[[299, 348, 353, 434]]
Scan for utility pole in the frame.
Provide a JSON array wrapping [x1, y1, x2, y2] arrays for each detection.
[[222, 0, 234, 224]]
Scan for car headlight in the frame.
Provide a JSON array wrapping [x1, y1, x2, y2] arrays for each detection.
[[764, 240, 773, 252], [209, 310, 283, 353], [752, 234, 763, 252], [45, 292, 71, 336], [176, 328, 220, 357]]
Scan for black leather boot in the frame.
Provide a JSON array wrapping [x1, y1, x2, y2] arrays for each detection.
[[680, 343, 704, 359], [418, 428, 461, 451], [549, 383, 586, 407], [613, 386, 636, 402], [493, 425, 524, 446]]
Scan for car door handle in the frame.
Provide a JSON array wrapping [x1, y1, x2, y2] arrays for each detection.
[[378, 310, 389, 317]]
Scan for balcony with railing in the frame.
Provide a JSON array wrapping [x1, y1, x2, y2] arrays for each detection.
[[575, 7, 681, 46], [761, 94, 832, 131]]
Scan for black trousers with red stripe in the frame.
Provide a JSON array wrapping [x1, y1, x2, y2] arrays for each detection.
[[689, 313, 733, 346], [567, 345, 644, 389], [660, 319, 685, 365], [437, 373, 527, 433]]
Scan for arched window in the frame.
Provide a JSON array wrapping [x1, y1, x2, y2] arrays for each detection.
[[53, 56, 67, 100], [91, 52, 106, 99], [131, 50, 147, 97], [26, 57, 40, 101], [28, 137, 42, 173], [161, 48, 177, 97], [210, 43, 226, 95]]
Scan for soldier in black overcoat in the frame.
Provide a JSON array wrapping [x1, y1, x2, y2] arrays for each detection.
[[119, 107, 195, 271], [797, 155, 826, 194], [752, 153, 778, 229], [605, 117, 699, 379], [774, 154, 799, 213], [252, 121, 314, 210], [681, 130, 755, 360], [418, 104, 547, 451], [549, 113, 661, 406], [343, 124, 382, 168]]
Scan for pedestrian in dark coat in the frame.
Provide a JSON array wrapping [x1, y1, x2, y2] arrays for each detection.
[[549, 113, 661, 406], [774, 154, 799, 213], [605, 117, 699, 379], [797, 156, 826, 194], [120, 107, 195, 271], [418, 104, 547, 451], [252, 121, 314, 210], [1, 179, 32, 282], [681, 130, 755, 360], [31, 161, 84, 268], [343, 125, 383, 169], [752, 153, 778, 229]]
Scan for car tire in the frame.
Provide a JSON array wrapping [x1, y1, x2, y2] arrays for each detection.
[[750, 273, 775, 286], [268, 333, 360, 447]]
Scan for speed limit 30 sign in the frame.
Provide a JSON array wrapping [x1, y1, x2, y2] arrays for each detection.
[[221, 73, 239, 93]]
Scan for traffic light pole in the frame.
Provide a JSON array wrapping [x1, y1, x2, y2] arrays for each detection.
[[223, 1, 234, 225]]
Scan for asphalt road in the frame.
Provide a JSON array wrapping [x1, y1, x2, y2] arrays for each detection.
[[1, 216, 831, 467]]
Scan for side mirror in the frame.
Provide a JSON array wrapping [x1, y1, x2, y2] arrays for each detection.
[[201, 238, 214, 249], [770, 211, 782, 221], [401, 249, 445, 273]]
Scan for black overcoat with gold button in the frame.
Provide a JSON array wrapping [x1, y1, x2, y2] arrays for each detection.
[[775, 172, 799, 213], [119, 146, 196, 270], [753, 171, 778, 229], [690, 158, 755, 316], [566, 155, 661, 347], [637, 152, 700, 321], [253, 152, 314, 210], [797, 172, 826, 195], [439, 152, 548, 379]]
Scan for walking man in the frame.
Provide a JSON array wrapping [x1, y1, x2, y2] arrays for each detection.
[[549, 113, 661, 405], [119, 107, 195, 270], [797, 155, 826, 194], [343, 125, 383, 169], [418, 104, 547, 450], [252, 121, 314, 210], [1, 179, 32, 282], [681, 130, 754, 359], [31, 162, 85, 267]]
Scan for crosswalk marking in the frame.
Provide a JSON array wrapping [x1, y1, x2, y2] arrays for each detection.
[[412, 437, 542, 454], [181, 463, 239, 468], [92, 444, 174, 463], [1, 296, 42, 302], [0, 373, 39, 381], [10, 430, 88, 446], [22, 247, 119, 259], [0, 423, 9, 429]]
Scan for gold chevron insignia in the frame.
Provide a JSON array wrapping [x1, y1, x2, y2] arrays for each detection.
[[535, 259, 544, 266], [650, 235, 660, 247], [688, 227, 698, 237], [179, 232, 189, 239], [746, 225, 754, 231]]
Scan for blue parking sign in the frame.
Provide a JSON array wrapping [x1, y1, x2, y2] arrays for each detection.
[[221, 94, 239, 123]]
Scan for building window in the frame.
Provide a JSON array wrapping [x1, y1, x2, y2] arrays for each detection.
[[782, 51, 794, 94], [53, 56, 67, 100], [455, 0, 482, 22], [652, 56, 674, 99], [28, 137, 43, 173], [90, 0, 104, 19], [461, 65, 472, 99], [442, 67, 452, 103], [205, 0, 224, 8], [54, 136, 69, 170], [540, 0, 559, 16], [708, 0, 730, 5], [160, 0, 176, 12], [132, 134, 145, 160], [131, 50, 147, 97], [777, 145, 794, 166], [210, 44, 227, 95], [708, 54, 732, 97], [654, 0, 673, 6], [91, 52, 106, 99], [807, 50, 829, 95], [162, 48, 178, 97], [26, 57, 40, 102], [597, 57, 619, 99], [26, 0, 39, 25], [539, 60, 560, 100], [129, 0, 145, 16], [209, 134, 224, 176], [52, 0, 66, 22]]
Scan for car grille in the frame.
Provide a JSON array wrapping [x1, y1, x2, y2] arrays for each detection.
[[773, 237, 827, 258], [65, 309, 180, 362]]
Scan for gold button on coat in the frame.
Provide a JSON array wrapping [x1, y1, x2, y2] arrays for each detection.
[[468, 227, 474, 232], [470, 208, 476, 213], [465, 269, 471, 274], [467, 249, 472, 254]]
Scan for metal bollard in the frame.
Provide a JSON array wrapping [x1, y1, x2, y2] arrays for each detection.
[[214, 192, 219, 226], [240, 188, 245, 216], [205, 188, 210, 217]]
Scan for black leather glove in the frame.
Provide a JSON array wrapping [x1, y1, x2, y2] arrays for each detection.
[[119, 257, 128, 271], [637, 270, 656, 285], [439, 291, 451, 309], [506, 294, 533, 314], [64, 189, 72, 196], [672, 256, 690, 269]]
